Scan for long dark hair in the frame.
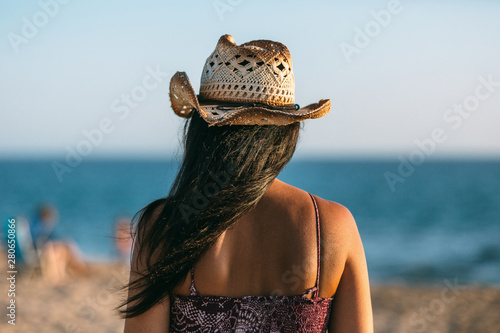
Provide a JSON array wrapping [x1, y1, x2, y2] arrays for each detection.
[[119, 111, 301, 318]]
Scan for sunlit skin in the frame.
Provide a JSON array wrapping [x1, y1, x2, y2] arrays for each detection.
[[124, 178, 373, 333]]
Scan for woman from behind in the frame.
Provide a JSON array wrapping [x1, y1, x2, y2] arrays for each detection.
[[121, 34, 373, 332]]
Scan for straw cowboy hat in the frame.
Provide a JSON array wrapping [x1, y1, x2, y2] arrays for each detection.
[[169, 34, 331, 126]]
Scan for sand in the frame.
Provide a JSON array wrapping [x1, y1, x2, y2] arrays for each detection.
[[372, 283, 500, 333], [1, 263, 499, 333]]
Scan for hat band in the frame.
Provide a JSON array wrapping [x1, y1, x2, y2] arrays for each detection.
[[198, 96, 300, 111]]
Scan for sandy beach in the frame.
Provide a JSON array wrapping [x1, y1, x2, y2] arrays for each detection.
[[1, 262, 499, 333]]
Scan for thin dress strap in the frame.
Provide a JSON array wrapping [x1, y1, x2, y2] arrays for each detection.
[[189, 267, 198, 296], [309, 193, 321, 298]]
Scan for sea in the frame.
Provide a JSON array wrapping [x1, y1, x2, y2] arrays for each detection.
[[1, 159, 499, 286]]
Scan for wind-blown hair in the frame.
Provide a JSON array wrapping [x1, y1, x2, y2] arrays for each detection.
[[119, 111, 301, 318]]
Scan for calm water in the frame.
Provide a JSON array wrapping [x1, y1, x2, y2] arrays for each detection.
[[1, 159, 499, 285]]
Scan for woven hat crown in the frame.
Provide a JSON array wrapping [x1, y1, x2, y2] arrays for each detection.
[[169, 34, 331, 126], [199, 34, 295, 107]]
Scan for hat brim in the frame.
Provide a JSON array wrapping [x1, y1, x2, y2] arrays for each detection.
[[169, 71, 331, 126]]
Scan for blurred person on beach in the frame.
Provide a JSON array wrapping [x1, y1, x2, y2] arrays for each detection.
[[115, 216, 133, 263], [30, 204, 88, 282], [30, 204, 59, 251], [122, 35, 373, 332]]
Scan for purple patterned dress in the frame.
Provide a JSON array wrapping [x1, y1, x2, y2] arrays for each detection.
[[170, 193, 333, 332]]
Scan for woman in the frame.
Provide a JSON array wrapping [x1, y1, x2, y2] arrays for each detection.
[[122, 35, 373, 332]]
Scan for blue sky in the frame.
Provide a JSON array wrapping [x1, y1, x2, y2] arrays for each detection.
[[1, 0, 499, 159]]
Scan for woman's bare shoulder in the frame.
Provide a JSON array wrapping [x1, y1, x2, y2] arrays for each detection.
[[271, 180, 357, 232], [312, 194, 358, 239], [310, 194, 363, 297]]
